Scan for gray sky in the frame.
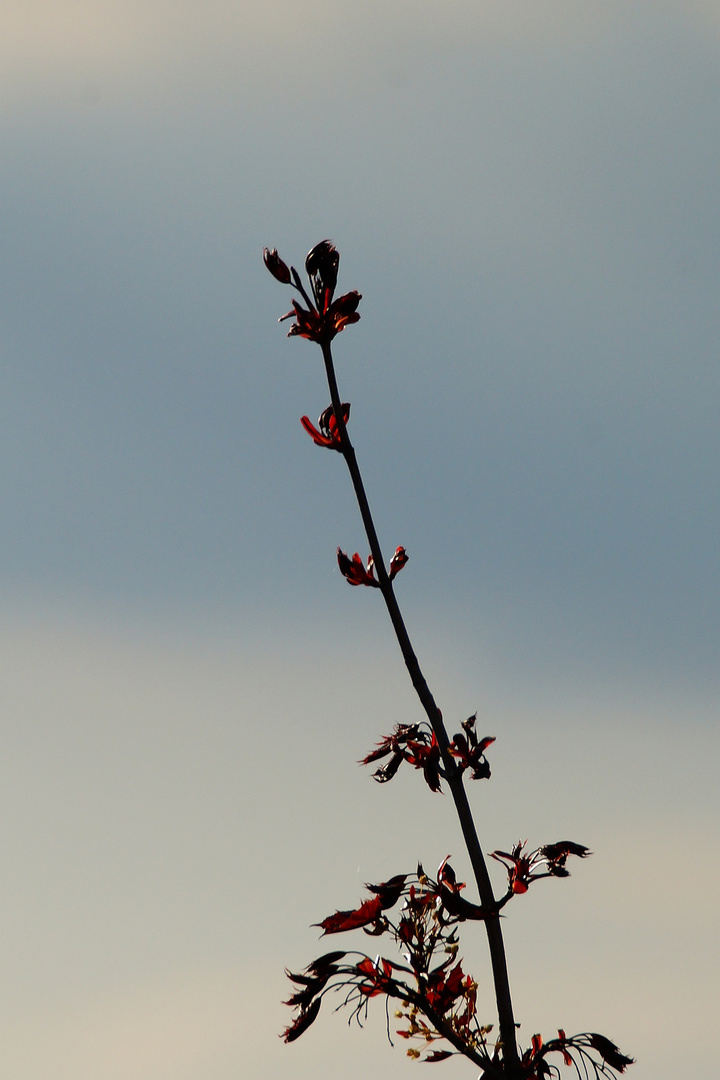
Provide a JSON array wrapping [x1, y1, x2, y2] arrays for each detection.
[[0, 2, 718, 1078]]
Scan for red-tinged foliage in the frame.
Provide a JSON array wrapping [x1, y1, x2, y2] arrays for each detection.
[[269, 240, 633, 1079], [557, 1029, 574, 1067], [280, 289, 361, 342], [327, 290, 362, 333], [439, 888, 492, 921], [361, 723, 425, 784], [281, 997, 321, 1042], [283, 971, 334, 1008], [356, 955, 394, 996], [315, 876, 408, 937], [284, 953, 346, 1008], [540, 841, 591, 877], [337, 548, 379, 587], [365, 873, 408, 909], [316, 895, 383, 935], [372, 749, 404, 782], [405, 730, 442, 792], [490, 843, 537, 895], [361, 723, 423, 766], [300, 403, 351, 450], [435, 856, 491, 920], [587, 1034, 635, 1072], [490, 839, 591, 897], [281, 864, 630, 1076], [389, 545, 409, 579], [425, 958, 466, 1013], [361, 718, 495, 792], [437, 855, 465, 894], [520, 1030, 635, 1078], [265, 241, 362, 344], [308, 950, 347, 972], [337, 547, 409, 589], [448, 714, 495, 781], [279, 288, 361, 342]]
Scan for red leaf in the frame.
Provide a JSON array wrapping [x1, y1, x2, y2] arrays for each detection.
[[361, 736, 394, 765], [337, 548, 378, 587], [308, 951, 346, 972], [281, 997, 321, 1042], [541, 841, 591, 861], [372, 750, 404, 783], [300, 415, 333, 447], [365, 873, 408, 909], [588, 1034, 634, 1072], [316, 896, 383, 935]]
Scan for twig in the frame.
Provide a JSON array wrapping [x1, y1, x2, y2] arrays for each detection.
[[320, 337, 521, 1071]]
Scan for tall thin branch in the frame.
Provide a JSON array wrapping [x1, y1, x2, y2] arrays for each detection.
[[321, 339, 520, 1070]]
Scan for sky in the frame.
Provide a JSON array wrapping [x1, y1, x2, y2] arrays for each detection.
[[0, 1, 718, 1077]]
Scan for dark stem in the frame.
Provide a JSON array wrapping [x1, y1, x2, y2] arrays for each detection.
[[320, 339, 520, 1070], [394, 982, 501, 1076], [290, 267, 316, 312]]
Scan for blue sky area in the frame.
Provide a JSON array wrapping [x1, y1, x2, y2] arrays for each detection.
[[0, 3, 718, 1078]]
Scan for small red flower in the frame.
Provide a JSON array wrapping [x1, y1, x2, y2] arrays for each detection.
[[300, 403, 351, 450]]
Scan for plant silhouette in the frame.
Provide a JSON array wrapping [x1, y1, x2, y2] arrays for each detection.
[[265, 240, 633, 1080]]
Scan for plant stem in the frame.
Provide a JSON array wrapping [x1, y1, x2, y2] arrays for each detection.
[[321, 340, 520, 1071]]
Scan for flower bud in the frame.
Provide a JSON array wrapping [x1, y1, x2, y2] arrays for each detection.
[[263, 247, 292, 284], [305, 240, 339, 309], [389, 546, 409, 580]]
